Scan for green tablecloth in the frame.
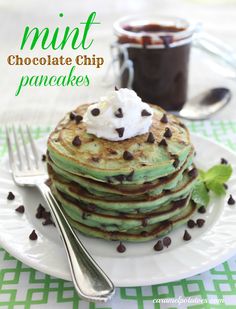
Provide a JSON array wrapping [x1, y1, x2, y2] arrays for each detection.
[[0, 121, 236, 309]]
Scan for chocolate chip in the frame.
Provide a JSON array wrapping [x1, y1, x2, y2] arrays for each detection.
[[140, 231, 148, 237], [29, 230, 38, 241], [228, 194, 235, 205], [123, 151, 133, 161], [141, 109, 152, 117], [126, 170, 134, 181], [163, 128, 172, 138], [142, 217, 148, 227], [114, 108, 123, 118], [115, 86, 119, 91], [91, 157, 100, 163], [15, 205, 25, 214], [75, 115, 83, 124], [154, 240, 163, 251], [146, 132, 155, 144], [7, 192, 15, 200], [224, 183, 228, 190], [187, 219, 195, 228], [72, 136, 81, 147], [163, 236, 171, 248], [41, 154, 46, 162], [42, 211, 51, 220], [87, 204, 97, 211], [108, 149, 117, 155], [42, 218, 54, 226], [36, 204, 45, 219], [159, 139, 168, 147], [115, 127, 125, 138], [196, 219, 205, 227], [114, 174, 125, 182], [183, 230, 191, 241], [173, 158, 179, 168], [117, 241, 126, 253], [188, 168, 198, 178], [69, 111, 77, 120], [91, 108, 100, 116], [160, 114, 168, 124], [221, 158, 228, 165], [198, 206, 206, 214]]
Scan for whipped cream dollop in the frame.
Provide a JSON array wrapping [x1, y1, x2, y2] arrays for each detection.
[[83, 88, 153, 141]]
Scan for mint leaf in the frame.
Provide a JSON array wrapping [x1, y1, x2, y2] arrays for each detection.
[[203, 164, 232, 184], [192, 180, 210, 207], [198, 169, 206, 181], [206, 181, 226, 196]]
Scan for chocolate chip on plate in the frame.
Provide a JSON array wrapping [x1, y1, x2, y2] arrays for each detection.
[[228, 194, 235, 205], [196, 219, 205, 228], [221, 158, 228, 165], [159, 139, 168, 147], [187, 219, 195, 228], [75, 115, 83, 124], [183, 230, 191, 241], [115, 86, 119, 91], [115, 127, 125, 138], [198, 206, 206, 214], [123, 150, 134, 161], [163, 236, 171, 248], [15, 205, 25, 214], [117, 241, 126, 253], [41, 154, 46, 162], [160, 114, 168, 124], [29, 230, 38, 241], [7, 192, 15, 200], [141, 109, 152, 117], [154, 240, 163, 251], [36, 204, 45, 219], [163, 128, 172, 138], [42, 218, 54, 226], [114, 108, 123, 118], [146, 132, 155, 144], [72, 136, 81, 147], [91, 108, 100, 116]]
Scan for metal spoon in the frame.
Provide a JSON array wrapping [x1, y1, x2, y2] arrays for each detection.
[[176, 87, 231, 120]]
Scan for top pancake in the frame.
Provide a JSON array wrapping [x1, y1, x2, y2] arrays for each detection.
[[47, 104, 194, 184]]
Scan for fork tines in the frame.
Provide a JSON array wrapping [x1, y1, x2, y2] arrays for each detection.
[[6, 126, 42, 171]]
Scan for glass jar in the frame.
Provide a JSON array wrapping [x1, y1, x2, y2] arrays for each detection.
[[113, 15, 196, 111]]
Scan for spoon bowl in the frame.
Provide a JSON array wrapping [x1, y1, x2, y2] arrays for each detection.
[[176, 87, 231, 120]]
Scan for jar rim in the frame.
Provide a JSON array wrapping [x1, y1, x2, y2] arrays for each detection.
[[113, 15, 196, 44]]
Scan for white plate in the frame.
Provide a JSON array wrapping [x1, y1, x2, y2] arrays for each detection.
[[0, 134, 236, 287]]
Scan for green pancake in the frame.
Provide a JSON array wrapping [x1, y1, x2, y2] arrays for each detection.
[[49, 166, 197, 212], [47, 150, 194, 197], [66, 200, 197, 242], [47, 104, 194, 184], [47, 100, 198, 243], [51, 184, 191, 231]]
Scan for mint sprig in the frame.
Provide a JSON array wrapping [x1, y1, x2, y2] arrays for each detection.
[[192, 164, 233, 206]]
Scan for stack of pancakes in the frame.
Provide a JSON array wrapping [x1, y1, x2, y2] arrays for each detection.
[[47, 104, 198, 242]]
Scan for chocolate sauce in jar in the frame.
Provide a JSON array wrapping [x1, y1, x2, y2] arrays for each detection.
[[114, 16, 195, 111]]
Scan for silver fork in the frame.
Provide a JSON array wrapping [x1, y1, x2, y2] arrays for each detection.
[[5, 125, 115, 302]]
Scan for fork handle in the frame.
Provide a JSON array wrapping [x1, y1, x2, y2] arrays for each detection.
[[37, 183, 115, 302]]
